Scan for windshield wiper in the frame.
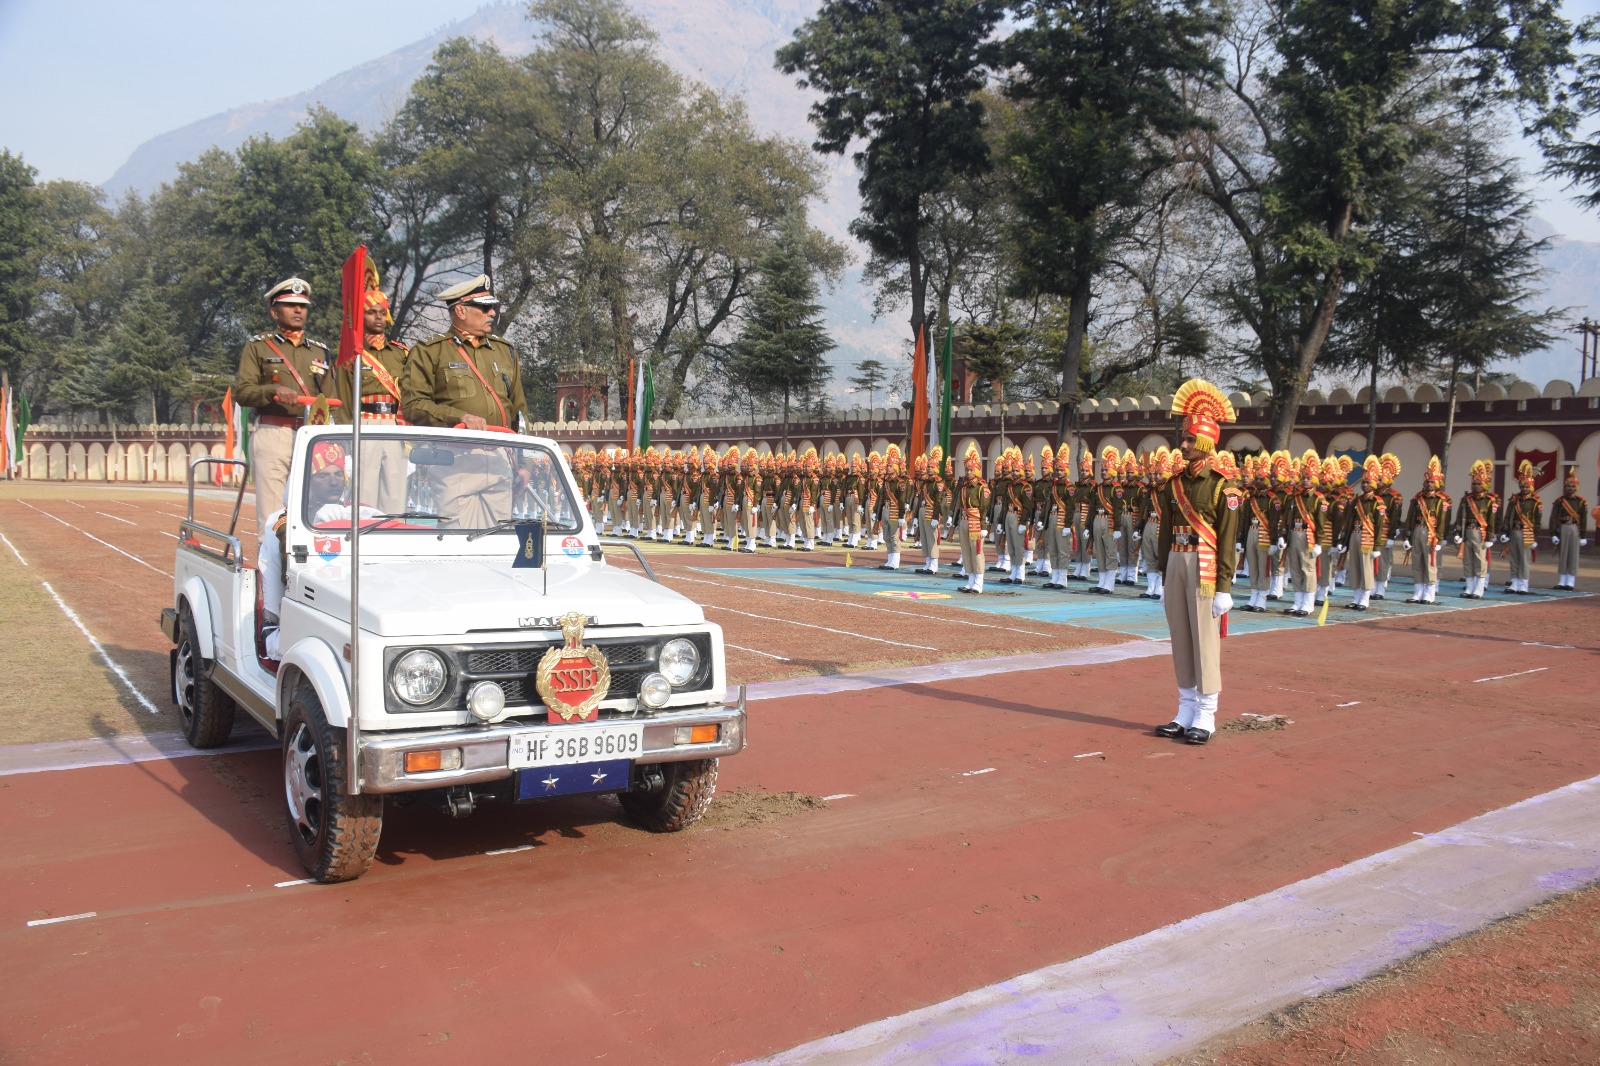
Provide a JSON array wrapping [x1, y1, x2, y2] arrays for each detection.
[[466, 517, 528, 542], [368, 511, 446, 522]]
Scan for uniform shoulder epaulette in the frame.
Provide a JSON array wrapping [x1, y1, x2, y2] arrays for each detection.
[[308, 338, 328, 350], [247, 334, 264, 342], [391, 338, 410, 351]]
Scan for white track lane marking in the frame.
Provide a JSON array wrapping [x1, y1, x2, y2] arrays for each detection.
[[26, 912, 96, 927], [821, 793, 855, 801], [706, 605, 936, 650], [664, 566, 1056, 638], [961, 767, 996, 777], [485, 845, 535, 856], [94, 511, 136, 525], [18, 501, 165, 575], [1472, 667, 1549, 683], [61, 499, 86, 509], [39, 581, 161, 714], [0, 529, 27, 566], [727, 643, 793, 662], [274, 879, 314, 888]]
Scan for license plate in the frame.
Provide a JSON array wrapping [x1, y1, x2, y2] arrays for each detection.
[[508, 722, 644, 769], [517, 759, 632, 800]]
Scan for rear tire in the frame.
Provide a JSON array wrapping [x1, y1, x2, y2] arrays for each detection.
[[174, 604, 236, 748], [283, 684, 382, 882], [619, 758, 718, 832]]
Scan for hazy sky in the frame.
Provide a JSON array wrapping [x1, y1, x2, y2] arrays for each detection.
[[4, 0, 1600, 241]]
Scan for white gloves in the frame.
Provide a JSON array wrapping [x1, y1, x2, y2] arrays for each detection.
[[1498, 534, 1509, 543], [1453, 535, 1462, 544], [1035, 522, 1044, 531], [1113, 531, 1122, 540], [1385, 538, 1394, 548], [1277, 537, 1287, 549], [1235, 543, 1243, 552], [731, 504, 740, 513], [1133, 531, 1142, 540], [1402, 541, 1411, 551], [1312, 545, 1323, 557], [1552, 535, 1559, 544], [1212, 592, 1233, 618], [1584, 539, 1591, 547]]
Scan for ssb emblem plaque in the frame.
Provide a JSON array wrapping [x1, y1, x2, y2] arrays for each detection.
[[535, 611, 610, 723]]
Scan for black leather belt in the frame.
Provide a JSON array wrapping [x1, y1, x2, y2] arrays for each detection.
[[360, 400, 398, 414]]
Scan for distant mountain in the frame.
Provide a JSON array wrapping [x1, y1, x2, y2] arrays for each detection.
[[104, 0, 1598, 401]]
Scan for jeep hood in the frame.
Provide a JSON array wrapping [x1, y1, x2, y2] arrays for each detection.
[[296, 559, 705, 635]]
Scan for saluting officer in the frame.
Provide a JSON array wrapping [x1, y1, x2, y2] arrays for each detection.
[[401, 275, 528, 528], [334, 275, 409, 513], [235, 277, 334, 541]]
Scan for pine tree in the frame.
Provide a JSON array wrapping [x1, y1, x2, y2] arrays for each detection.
[[729, 222, 836, 447]]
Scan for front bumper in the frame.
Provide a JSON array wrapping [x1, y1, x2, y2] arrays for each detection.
[[357, 695, 746, 794]]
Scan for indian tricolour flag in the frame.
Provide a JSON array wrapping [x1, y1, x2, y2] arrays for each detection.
[[629, 357, 654, 452]]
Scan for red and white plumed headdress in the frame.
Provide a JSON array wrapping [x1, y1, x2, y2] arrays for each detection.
[[1170, 379, 1236, 453]]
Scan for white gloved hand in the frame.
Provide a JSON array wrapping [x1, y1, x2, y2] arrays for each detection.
[[731, 504, 740, 513], [1212, 592, 1232, 618], [1277, 537, 1287, 549], [1453, 535, 1462, 544], [1583, 539, 1590, 547], [1312, 545, 1323, 557], [1133, 531, 1142, 540], [1035, 522, 1044, 531], [1498, 534, 1509, 543], [1235, 543, 1243, 552], [1402, 541, 1411, 551], [1552, 535, 1559, 544], [1113, 531, 1122, 540]]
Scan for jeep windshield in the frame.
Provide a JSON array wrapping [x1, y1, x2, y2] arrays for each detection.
[[302, 432, 582, 535]]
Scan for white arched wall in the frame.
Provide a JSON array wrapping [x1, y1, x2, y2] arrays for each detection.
[[87, 443, 106, 479], [1137, 433, 1170, 457], [1381, 431, 1432, 498], [1575, 430, 1600, 500], [1445, 430, 1494, 500], [1224, 432, 1265, 456], [1022, 435, 1053, 473], [1504, 429, 1564, 505], [843, 438, 866, 459], [986, 436, 1016, 464], [1289, 432, 1316, 459], [953, 436, 982, 472], [28, 443, 46, 478], [48, 443, 66, 479], [68, 442, 86, 479]]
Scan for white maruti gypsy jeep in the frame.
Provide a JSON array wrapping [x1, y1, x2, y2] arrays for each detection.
[[159, 424, 746, 883]]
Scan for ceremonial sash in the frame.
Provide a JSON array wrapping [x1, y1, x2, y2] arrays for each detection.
[[1558, 498, 1581, 525], [261, 338, 313, 399], [1357, 500, 1378, 550], [360, 350, 404, 405], [1515, 497, 1537, 544], [1417, 496, 1441, 550], [1466, 496, 1489, 536], [453, 342, 510, 428], [1170, 476, 1220, 596], [1249, 497, 1272, 547]]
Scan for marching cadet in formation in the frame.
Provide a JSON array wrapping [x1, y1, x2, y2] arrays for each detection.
[[1318, 456, 1350, 604], [1152, 379, 1242, 746], [1401, 457, 1450, 604], [1070, 449, 1096, 581], [1374, 455, 1403, 600], [1279, 450, 1327, 617], [1032, 445, 1057, 580], [1237, 453, 1278, 612], [953, 444, 992, 593], [332, 263, 409, 513], [875, 445, 911, 570], [1038, 446, 1073, 589], [1500, 459, 1543, 594], [842, 454, 866, 547], [1549, 465, 1589, 590], [1337, 456, 1388, 610], [1087, 446, 1123, 595], [1116, 450, 1140, 586], [235, 277, 334, 539], [1452, 459, 1499, 598], [1000, 448, 1033, 584], [913, 447, 946, 573], [1139, 450, 1167, 599]]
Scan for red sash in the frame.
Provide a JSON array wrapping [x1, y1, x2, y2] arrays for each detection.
[[261, 338, 312, 398], [1170, 475, 1220, 596], [360, 350, 404, 405]]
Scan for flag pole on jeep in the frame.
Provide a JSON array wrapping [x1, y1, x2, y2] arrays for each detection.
[[339, 246, 370, 795]]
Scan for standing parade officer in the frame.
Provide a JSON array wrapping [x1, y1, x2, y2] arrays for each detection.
[[401, 274, 528, 528], [1152, 379, 1242, 746], [334, 264, 409, 513], [1501, 460, 1542, 594], [1453, 459, 1500, 598], [955, 443, 992, 594], [235, 277, 333, 539], [1549, 466, 1589, 590]]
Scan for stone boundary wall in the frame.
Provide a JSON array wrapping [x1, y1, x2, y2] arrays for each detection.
[[16, 377, 1600, 506]]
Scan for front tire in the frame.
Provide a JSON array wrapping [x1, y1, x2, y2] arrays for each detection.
[[174, 605, 235, 748], [283, 684, 382, 882], [619, 758, 719, 832]]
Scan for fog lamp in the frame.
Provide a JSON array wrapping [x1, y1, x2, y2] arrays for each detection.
[[467, 681, 506, 721], [638, 672, 673, 709]]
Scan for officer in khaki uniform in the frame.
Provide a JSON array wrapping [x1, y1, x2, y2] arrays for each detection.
[[334, 275, 410, 513], [235, 277, 336, 541], [1549, 466, 1590, 590], [1152, 379, 1242, 746], [401, 275, 528, 528]]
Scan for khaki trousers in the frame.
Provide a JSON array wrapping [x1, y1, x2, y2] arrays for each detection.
[[1506, 535, 1533, 580], [1142, 518, 1161, 573], [1462, 526, 1489, 579], [843, 494, 862, 536], [1287, 528, 1316, 592], [959, 528, 983, 576], [430, 449, 512, 529], [1163, 551, 1221, 694], [1092, 514, 1115, 573], [918, 514, 941, 563], [1004, 512, 1025, 566], [354, 433, 408, 514], [249, 421, 295, 542], [1556, 522, 1580, 574], [1345, 530, 1375, 590], [1244, 523, 1271, 591], [1410, 524, 1438, 584], [1117, 513, 1135, 568]]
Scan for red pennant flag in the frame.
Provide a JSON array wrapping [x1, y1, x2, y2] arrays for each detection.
[[908, 326, 928, 466], [338, 246, 369, 369]]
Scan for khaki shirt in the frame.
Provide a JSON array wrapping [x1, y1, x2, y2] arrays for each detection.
[[1157, 465, 1243, 594], [401, 332, 527, 429], [333, 339, 409, 416], [234, 332, 336, 418]]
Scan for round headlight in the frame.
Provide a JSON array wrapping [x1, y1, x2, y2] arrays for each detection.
[[391, 649, 448, 705], [638, 672, 673, 709], [467, 681, 506, 721], [658, 638, 700, 687]]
